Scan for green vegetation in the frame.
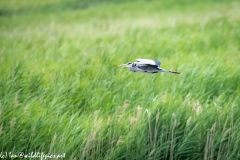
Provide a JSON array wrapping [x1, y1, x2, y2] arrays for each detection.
[[1, 0, 240, 159]]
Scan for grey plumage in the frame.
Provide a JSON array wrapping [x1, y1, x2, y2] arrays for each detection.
[[119, 59, 180, 74]]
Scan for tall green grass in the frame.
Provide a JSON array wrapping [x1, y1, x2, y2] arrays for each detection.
[[1, 0, 240, 159]]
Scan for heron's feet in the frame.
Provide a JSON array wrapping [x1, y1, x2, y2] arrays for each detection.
[[170, 71, 180, 74]]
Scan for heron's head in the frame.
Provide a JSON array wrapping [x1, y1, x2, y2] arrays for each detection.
[[119, 62, 132, 68]]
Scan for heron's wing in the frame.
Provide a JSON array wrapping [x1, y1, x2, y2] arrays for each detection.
[[152, 59, 161, 67], [136, 59, 161, 67]]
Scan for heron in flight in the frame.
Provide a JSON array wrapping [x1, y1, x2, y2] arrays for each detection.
[[119, 59, 180, 74]]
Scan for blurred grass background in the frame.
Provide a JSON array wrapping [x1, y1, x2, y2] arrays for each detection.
[[0, 0, 240, 159]]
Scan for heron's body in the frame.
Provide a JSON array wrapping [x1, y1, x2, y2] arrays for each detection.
[[119, 59, 180, 74], [129, 62, 163, 73]]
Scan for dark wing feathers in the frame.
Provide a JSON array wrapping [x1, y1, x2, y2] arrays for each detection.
[[152, 59, 161, 67]]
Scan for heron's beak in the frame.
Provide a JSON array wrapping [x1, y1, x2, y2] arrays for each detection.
[[118, 64, 129, 67]]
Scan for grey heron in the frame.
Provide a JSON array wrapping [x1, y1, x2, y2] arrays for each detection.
[[119, 59, 180, 74]]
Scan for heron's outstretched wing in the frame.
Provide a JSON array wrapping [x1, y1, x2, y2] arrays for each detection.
[[136, 59, 161, 67]]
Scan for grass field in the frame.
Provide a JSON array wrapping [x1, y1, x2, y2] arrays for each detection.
[[1, 0, 240, 159]]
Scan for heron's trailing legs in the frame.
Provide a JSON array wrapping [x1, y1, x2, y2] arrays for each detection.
[[158, 68, 181, 74], [169, 70, 181, 74]]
